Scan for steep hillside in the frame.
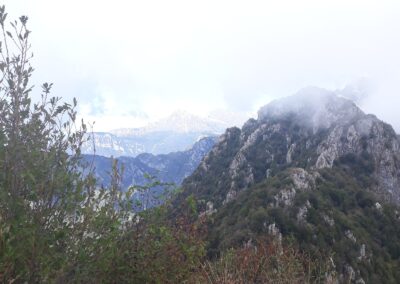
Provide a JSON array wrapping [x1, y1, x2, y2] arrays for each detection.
[[179, 87, 400, 283], [205, 166, 400, 283]]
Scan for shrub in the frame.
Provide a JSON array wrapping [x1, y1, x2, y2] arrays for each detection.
[[196, 237, 321, 284], [0, 7, 206, 282]]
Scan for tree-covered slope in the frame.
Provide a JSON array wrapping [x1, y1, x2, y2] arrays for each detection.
[[206, 164, 400, 283]]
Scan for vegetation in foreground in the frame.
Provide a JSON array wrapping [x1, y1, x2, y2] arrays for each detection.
[[2, 6, 400, 283], [0, 7, 316, 283]]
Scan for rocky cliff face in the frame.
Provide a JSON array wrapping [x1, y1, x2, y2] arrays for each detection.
[[183, 87, 400, 206]]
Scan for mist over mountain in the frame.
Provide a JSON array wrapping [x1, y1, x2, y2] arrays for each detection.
[[81, 111, 233, 157], [81, 82, 379, 159], [111, 110, 229, 136], [184, 87, 400, 205], [335, 78, 372, 105]]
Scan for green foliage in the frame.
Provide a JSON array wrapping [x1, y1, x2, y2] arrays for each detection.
[[180, 127, 242, 209], [0, 7, 206, 282], [205, 163, 400, 283]]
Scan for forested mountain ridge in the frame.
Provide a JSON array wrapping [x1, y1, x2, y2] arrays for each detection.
[[178, 87, 400, 283]]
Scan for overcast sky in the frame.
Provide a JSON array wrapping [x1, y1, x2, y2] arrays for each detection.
[[4, 0, 400, 131]]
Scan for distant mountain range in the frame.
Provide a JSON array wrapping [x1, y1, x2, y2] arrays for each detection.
[[83, 136, 217, 209], [82, 110, 240, 157]]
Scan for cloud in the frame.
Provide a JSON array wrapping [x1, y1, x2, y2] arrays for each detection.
[[4, 0, 400, 131]]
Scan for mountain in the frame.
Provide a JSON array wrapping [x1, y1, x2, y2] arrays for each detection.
[[184, 87, 400, 205], [82, 111, 230, 157], [111, 110, 229, 136], [179, 87, 400, 283], [81, 132, 146, 157], [84, 136, 217, 209], [81, 131, 212, 158]]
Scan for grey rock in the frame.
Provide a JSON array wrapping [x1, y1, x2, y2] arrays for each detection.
[[322, 214, 335, 227], [345, 230, 357, 243], [358, 244, 366, 261], [344, 265, 356, 281], [297, 200, 311, 223]]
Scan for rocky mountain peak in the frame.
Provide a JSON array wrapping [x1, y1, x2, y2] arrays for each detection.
[[258, 87, 363, 132], [183, 87, 400, 206]]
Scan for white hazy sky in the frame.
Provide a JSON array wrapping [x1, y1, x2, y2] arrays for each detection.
[[4, 0, 400, 131]]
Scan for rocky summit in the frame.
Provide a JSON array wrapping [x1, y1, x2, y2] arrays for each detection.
[[184, 87, 400, 205]]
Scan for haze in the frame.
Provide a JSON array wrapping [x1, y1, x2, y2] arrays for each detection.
[[5, 0, 400, 131]]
